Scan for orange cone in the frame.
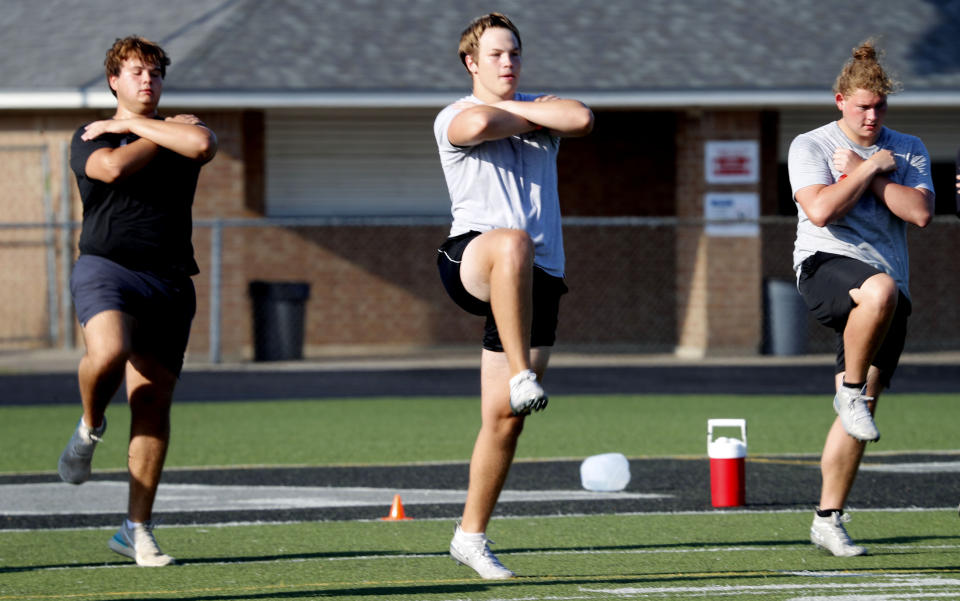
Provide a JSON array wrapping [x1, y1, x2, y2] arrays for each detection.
[[381, 494, 413, 521]]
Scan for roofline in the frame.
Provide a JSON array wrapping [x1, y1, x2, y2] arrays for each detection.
[[1, 89, 959, 110]]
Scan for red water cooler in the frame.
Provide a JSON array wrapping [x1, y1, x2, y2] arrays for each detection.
[[707, 418, 747, 507]]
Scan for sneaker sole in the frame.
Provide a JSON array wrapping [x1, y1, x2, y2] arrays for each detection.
[[449, 545, 514, 579], [57, 457, 91, 485], [511, 397, 548, 416], [108, 536, 137, 561], [810, 530, 867, 557], [108, 535, 175, 567]]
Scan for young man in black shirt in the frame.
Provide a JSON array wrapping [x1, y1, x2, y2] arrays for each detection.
[[58, 36, 216, 567]]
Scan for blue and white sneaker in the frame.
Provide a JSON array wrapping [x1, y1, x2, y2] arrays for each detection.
[[108, 521, 175, 567], [57, 416, 106, 484]]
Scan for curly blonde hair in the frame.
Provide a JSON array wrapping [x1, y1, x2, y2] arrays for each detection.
[[833, 39, 901, 98]]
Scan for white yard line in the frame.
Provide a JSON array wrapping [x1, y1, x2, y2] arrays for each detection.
[[0, 482, 667, 516]]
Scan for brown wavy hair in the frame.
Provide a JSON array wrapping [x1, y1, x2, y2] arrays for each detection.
[[458, 13, 522, 71], [104, 36, 171, 96], [833, 39, 900, 98]]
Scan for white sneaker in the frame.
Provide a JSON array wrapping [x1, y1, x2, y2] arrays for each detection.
[[810, 511, 867, 557], [108, 521, 175, 567], [833, 385, 879, 442], [508, 369, 547, 415], [449, 524, 515, 579], [57, 416, 106, 484]]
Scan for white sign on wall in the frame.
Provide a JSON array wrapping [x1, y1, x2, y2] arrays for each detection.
[[704, 192, 759, 237], [705, 140, 759, 184]]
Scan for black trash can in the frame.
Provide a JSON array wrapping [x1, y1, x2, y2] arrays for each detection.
[[763, 278, 808, 356], [249, 281, 310, 361]]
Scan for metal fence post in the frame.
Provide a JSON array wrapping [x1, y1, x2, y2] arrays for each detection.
[[41, 149, 57, 345], [60, 141, 75, 349], [208, 218, 222, 364]]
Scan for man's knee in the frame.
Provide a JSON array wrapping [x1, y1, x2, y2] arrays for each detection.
[[495, 229, 534, 265], [852, 274, 898, 316], [127, 356, 176, 405], [82, 342, 131, 377], [127, 381, 174, 433], [81, 312, 134, 375], [486, 413, 524, 440]]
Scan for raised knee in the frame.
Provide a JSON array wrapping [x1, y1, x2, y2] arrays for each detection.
[[495, 230, 534, 265], [858, 275, 898, 314], [83, 344, 130, 376]]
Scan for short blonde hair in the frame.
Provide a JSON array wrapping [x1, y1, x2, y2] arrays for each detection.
[[457, 13, 522, 71], [833, 39, 900, 98]]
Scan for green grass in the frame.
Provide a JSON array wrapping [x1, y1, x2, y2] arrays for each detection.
[[4, 393, 959, 473], [2, 511, 960, 600], [4, 392, 960, 599]]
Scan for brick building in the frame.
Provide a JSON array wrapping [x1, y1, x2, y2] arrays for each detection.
[[1, 1, 959, 363]]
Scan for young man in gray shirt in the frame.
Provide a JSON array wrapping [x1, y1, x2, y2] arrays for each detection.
[[788, 40, 933, 557], [434, 12, 592, 579]]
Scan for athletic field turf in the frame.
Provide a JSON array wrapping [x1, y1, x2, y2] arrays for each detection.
[[2, 364, 960, 600]]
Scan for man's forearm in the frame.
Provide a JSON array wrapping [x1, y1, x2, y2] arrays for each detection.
[[872, 178, 933, 226], [85, 138, 159, 183], [492, 98, 593, 137], [448, 105, 537, 146], [124, 119, 215, 161]]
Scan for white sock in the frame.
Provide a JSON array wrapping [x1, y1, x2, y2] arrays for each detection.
[[456, 526, 486, 541], [125, 519, 141, 530], [81, 417, 104, 432]]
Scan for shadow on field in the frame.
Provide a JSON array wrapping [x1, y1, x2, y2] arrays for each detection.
[[0, 560, 134, 574], [91, 571, 789, 601], [180, 548, 452, 567]]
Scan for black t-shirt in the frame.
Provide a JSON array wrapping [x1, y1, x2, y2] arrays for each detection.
[[70, 119, 201, 276]]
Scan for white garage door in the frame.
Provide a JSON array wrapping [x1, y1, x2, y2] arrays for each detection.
[[266, 109, 451, 217], [779, 108, 960, 162]]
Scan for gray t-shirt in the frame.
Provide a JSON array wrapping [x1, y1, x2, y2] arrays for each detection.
[[434, 93, 564, 277], [788, 121, 934, 298]]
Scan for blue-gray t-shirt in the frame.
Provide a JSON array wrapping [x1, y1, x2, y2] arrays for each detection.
[[788, 122, 934, 299], [434, 93, 564, 277]]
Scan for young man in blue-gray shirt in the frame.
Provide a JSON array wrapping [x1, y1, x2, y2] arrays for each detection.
[[788, 40, 933, 557]]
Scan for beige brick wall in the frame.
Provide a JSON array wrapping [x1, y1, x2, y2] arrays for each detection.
[[675, 110, 764, 356], [0, 108, 957, 361]]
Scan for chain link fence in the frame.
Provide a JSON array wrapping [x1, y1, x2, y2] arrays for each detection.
[[3, 213, 958, 363]]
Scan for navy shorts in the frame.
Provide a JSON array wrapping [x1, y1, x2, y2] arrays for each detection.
[[70, 254, 196, 376], [797, 252, 910, 387], [437, 231, 568, 352]]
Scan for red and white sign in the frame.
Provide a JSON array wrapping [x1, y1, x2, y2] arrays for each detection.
[[705, 141, 759, 184]]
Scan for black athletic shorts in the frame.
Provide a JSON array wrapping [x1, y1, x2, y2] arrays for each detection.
[[437, 231, 568, 352], [70, 254, 196, 376], [797, 251, 910, 387]]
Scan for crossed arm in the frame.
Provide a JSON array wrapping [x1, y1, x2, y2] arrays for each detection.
[[796, 148, 933, 228], [448, 96, 594, 147], [83, 115, 218, 183]]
